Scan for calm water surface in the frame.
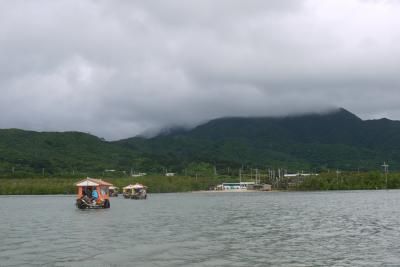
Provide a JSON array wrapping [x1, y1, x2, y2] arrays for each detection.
[[1, 191, 400, 266]]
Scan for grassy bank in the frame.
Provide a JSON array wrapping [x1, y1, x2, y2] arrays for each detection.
[[297, 171, 399, 190], [0, 175, 241, 195], [1, 171, 399, 195]]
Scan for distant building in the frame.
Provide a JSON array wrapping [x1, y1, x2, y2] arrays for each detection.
[[284, 173, 318, 178], [165, 173, 175, 177], [215, 182, 271, 191], [247, 183, 272, 191], [132, 172, 146, 177], [284, 173, 300, 178], [221, 182, 255, 190]]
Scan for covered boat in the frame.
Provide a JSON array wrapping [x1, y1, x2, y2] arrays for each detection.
[[109, 186, 119, 197], [123, 183, 147, 200], [75, 177, 112, 209]]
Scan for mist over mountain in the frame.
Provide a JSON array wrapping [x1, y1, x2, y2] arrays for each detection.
[[1, 1, 400, 140], [0, 108, 398, 177]]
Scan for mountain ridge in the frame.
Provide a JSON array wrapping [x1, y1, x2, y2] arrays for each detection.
[[0, 108, 399, 176]]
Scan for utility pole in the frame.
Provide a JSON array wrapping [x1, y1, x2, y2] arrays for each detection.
[[336, 169, 341, 187], [42, 168, 45, 177], [382, 162, 389, 189], [269, 169, 272, 186], [272, 169, 276, 187], [239, 168, 242, 183]]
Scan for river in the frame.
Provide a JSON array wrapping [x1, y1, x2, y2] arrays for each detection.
[[1, 190, 400, 266]]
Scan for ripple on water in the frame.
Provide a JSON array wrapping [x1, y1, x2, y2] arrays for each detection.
[[1, 191, 400, 266]]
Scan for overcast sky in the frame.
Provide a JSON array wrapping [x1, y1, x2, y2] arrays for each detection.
[[1, 0, 400, 140]]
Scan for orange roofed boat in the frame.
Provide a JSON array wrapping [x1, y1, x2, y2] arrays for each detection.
[[75, 177, 112, 209]]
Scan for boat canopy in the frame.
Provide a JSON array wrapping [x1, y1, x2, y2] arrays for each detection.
[[109, 186, 119, 190], [133, 183, 145, 189], [123, 184, 135, 190], [75, 177, 113, 187], [123, 183, 145, 190]]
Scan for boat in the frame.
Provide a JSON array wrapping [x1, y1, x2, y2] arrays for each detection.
[[109, 186, 119, 197], [122, 184, 133, 198], [123, 183, 147, 200], [75, 177, 112, 209]]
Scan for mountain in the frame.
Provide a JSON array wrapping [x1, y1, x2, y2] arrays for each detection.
[[117, 108, 398, 171], [0, 108, 399, 176], [0, 129, 138, 176]]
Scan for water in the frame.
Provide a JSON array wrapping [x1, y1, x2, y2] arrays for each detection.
[[1, 191, 400, 266]]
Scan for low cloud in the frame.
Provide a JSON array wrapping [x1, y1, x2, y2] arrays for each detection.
[[1, 0, 399, 139]]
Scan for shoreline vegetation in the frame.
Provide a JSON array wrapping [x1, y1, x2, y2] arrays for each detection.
[[0, 171, 398, 195]]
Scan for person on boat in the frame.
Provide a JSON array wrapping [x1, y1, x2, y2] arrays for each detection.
[[80, 187, 90, 203], [82, 187, 92, 200], [91, 187, 98, 203], [84, 187, 91, 197]]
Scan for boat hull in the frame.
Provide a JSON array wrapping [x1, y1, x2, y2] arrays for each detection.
[[76, 198, 110, 209], [130, 194, 147, 200]]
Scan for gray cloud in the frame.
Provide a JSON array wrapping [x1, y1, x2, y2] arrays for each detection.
[[0, 0, 400, 139]]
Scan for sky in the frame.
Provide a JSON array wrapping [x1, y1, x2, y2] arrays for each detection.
[[1, 0, 400, 140]]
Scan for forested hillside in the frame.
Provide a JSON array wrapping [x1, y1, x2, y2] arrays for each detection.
[[0, 108, 398, 177]]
